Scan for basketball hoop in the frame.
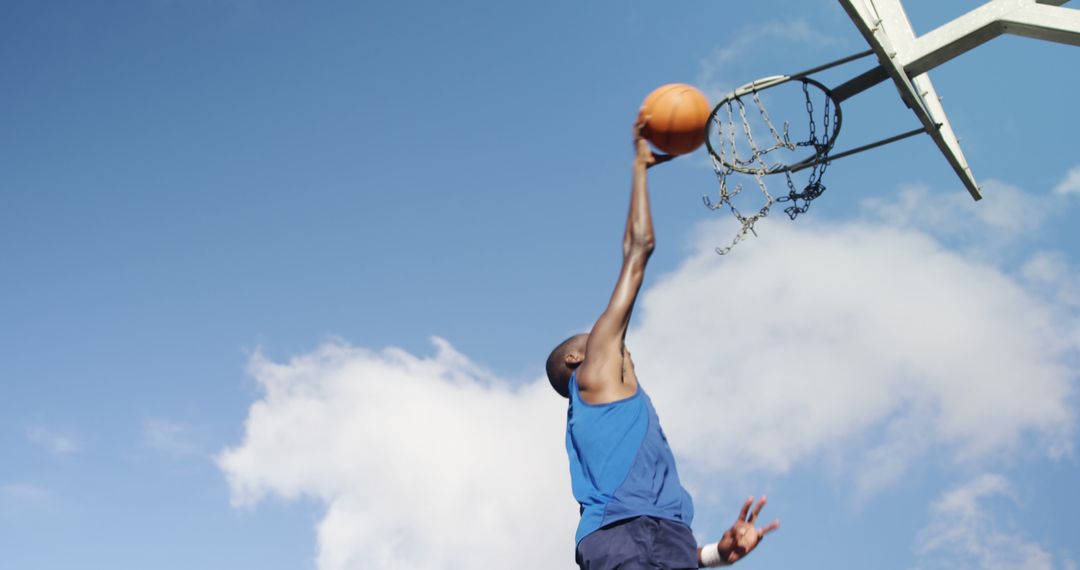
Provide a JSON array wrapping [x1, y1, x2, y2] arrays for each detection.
[[701, 0, 1080, 254], [702, 50, 932, 255], [704, 76, 841, 255]]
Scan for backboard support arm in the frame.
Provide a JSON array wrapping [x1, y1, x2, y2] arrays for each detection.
[[836, 0, 1080, 201], [905, 0, 1080, 77]]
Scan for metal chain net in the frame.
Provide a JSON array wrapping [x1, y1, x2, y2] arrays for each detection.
[[706, 79, 836, 255]]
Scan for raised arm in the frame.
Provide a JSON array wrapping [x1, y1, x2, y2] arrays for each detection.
[[576, 120, 669, 402]]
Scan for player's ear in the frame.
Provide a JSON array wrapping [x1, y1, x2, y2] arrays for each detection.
[[565, 352, 584, 368]]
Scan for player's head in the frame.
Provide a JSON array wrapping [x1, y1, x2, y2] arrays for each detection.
[[546, 333, 588, 398]]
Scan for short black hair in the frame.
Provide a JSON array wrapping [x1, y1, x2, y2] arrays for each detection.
[[546, 334, 587, 398]]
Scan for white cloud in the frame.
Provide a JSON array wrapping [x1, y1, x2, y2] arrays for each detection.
[[698, 20, 842, 99], [1023, 251, 1080, 308], [218, 339, 575, 570], [914, 474, 1067, 570], [859, 180, 1051, 248], [1054, 165, 1080, 195], [24, 426, 79, 456], [0, 483, 53, 516], [143, 418, 204, 456], [220, 199, 1077, 569], [0, 483, 50, 502], [630, 217, 1075, 491]]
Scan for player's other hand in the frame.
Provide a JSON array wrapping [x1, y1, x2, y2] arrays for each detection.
[[634, 112, 674, 169], [717, 496, 780, 564]]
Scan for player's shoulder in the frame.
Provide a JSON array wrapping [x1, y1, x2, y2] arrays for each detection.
[[576, 365, 637, 405]]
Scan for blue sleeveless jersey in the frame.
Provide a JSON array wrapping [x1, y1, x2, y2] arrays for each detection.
[[565, 372, 694, 544]]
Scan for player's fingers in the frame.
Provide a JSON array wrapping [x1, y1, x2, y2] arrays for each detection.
[[635, 109, 650, 130], [761, 520, 781, 536], [646, 153, 675, 169], [749, 495, 766, 524], [737, 497, 753, 522]]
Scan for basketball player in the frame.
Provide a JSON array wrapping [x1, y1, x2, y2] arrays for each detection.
[[547, 117, 779, 569]]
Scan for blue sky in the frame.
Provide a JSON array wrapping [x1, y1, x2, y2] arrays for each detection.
[[2, 0, 1079, 568]]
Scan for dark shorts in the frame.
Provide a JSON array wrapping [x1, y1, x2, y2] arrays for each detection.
[[575, 516, 698, 570]]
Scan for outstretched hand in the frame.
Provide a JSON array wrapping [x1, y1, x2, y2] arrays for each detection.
[[634, 113, 674, 169], [716, 496, 780, 565]]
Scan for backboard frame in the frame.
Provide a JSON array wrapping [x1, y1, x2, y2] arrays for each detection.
[[837, 0, 1080, 201]]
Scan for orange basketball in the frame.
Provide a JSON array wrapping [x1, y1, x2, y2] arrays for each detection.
[[640, 83, 711, 155]]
